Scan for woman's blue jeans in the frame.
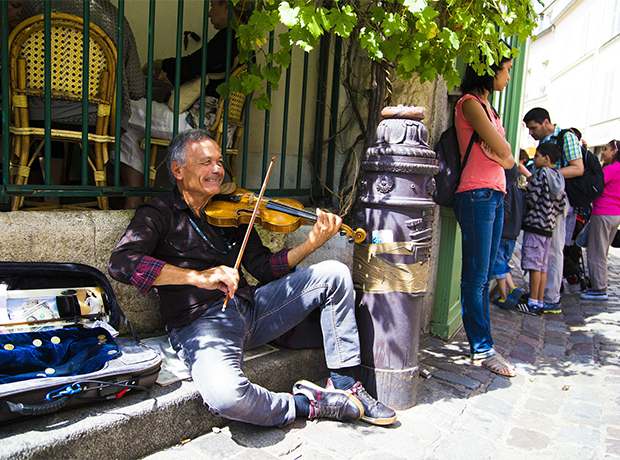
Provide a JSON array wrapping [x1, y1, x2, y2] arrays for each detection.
[[168, 260, 361, 427], [454, 189, 504, 360]]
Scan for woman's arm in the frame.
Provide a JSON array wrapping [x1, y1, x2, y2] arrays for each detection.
[[463, 98, 514, 169]]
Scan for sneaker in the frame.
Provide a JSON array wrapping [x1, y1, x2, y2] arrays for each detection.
[[327, 379, 397, 425], [293, 380, 363, 422], [493, 297, 516, 310], [508, 287, 523, 303], [580, 290, 608, 301], [514, 298, 541, 315], [541, 301, 563, 314]]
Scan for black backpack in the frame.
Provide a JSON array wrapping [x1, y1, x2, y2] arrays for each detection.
[[555, 129, 605, 208], [432, 96, 493, 207]]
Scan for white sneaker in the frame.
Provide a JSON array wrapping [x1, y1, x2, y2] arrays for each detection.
[[580, 290, 608, 301]]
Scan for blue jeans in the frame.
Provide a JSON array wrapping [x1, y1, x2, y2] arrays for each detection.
[[168, 260, 360, 427], [491, 238, 516, 279], [454, 189, 504, 360]]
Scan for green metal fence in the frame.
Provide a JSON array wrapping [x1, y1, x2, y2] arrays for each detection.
[[0, 0, 340, 208]]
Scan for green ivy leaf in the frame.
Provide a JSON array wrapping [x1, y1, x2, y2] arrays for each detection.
[[232, 0, 538, 109], [252, 92, 272, 111], [332, 5, 357, 37], [278, 2, 299, 27], [403, 0, 427, 14]]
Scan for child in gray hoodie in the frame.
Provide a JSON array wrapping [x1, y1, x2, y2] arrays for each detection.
[[516, 142, 567, 314]]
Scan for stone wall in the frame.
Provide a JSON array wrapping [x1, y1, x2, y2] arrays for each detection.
[[0, 211, 352, 338]]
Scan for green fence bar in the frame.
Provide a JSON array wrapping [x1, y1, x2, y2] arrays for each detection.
[[1, 1, 337, 206], [80, 0, 90, 185], [113, 0, 125, 187], [261, 31, 275, 180], [221, 1, 234, 162], [198, 2, 210, 129], [312, 35, 329, 197], [1, 2, 10, 190], [171, 0, 185, 138], [326, 35, 342, 193], [143, 0, 157, 189], [279, 47, 293, 188], [296, 52, 309, 189], [43, 1, 51, 184]]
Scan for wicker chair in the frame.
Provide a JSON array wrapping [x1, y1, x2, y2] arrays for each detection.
[[143, 64, 249, 188], [8, 13, 117, 210]]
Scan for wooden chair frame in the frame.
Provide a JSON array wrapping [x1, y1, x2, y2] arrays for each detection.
[[8, 13, 117, 210]]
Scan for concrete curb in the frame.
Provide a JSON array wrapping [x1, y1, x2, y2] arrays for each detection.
[[0, 347, 327, 460]]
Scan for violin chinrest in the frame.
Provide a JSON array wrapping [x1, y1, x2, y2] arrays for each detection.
[[218, 182, 237, 196]]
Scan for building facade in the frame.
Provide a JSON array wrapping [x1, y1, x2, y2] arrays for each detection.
[[521, 0, 620, 153]]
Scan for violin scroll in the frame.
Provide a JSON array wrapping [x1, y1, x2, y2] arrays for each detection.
[[340, 224, 366, 244]]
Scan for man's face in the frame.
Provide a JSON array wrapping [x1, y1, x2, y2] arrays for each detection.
[[525, 120, 550, 141], [174, 138, 224, 198]]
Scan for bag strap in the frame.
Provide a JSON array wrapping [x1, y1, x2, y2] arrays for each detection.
[[556, 129, 587, 169], [462, 132, 476, 168], [459, 94, 495, 168]]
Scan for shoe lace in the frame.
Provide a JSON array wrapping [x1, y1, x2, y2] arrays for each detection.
[[350, 383, 378, 411], [309, 399, 339, 420]]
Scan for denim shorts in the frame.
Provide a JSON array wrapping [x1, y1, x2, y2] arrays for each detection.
[[521, 232, 552, 272], [491, 238, 516, 279]]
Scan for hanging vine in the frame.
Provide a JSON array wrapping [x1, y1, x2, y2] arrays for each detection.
[[223, 0, 539, 214]]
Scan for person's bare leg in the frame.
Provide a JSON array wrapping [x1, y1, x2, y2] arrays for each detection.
[[121, 163, 145, 209], [506, 272, 516, 293], [497, 278, 508, 300], [39, 156, 63, 205], [530, 270, 542, 302], [538, 272, 548, 303]]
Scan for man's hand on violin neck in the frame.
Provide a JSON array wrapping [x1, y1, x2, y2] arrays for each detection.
[[307, 209, 342, 249]]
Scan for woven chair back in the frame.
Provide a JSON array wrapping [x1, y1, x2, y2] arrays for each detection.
[[9, 13, 117, 106]]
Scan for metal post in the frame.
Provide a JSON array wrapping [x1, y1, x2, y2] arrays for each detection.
[[353, 109, 439, 409]]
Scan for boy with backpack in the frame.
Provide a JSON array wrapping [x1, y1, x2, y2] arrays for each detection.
[[516, 143, 567, 314]]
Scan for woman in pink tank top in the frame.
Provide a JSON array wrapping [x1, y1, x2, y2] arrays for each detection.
[[581, 140, 620, 301], [453, 53, 516, 377]]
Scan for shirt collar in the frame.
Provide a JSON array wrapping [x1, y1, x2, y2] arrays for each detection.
[[171, 186, 190, 212], [543, 125, 561, 143]]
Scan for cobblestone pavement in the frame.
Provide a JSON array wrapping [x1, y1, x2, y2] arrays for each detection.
[[142, 249, 620, 460]]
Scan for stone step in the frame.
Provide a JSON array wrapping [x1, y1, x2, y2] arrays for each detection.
[[0, 347, 327, 460]]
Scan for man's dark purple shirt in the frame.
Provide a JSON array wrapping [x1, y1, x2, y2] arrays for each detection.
[[109, 188, 292, 332]]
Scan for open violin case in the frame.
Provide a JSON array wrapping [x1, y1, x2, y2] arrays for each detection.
[[0, 262, 162, 424]]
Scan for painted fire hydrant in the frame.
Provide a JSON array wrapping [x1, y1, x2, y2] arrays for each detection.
[[353, 105, 439, 410]]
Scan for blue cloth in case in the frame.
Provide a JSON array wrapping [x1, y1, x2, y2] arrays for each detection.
[[0, 327, 120, 384]]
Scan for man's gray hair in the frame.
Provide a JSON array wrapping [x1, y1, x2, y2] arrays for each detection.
[[166, 129, 216, 184]]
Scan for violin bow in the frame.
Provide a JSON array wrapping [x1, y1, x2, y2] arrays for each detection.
[[222, 157, 276, 312]]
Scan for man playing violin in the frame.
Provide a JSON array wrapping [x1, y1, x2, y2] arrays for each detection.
[[109, 129, 396, 427]]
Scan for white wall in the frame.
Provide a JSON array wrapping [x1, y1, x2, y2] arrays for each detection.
[[114, 0, 208, 64], [521, 0, 620, 152]]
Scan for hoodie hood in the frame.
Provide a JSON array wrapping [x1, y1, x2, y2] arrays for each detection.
[[543, 167, 566, 200]]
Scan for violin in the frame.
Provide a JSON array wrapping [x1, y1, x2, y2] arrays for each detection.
[[205, 189, 366, 244]]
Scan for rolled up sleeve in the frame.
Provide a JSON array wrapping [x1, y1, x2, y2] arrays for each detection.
[[130, 256, 166, 296]]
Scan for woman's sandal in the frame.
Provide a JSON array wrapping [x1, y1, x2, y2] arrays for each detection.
[[472, 353, 516, 377]]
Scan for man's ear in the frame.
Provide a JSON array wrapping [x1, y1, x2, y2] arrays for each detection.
[[171, 161, 184, 182]]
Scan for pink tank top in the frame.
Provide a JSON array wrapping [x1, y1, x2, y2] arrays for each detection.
[[454, 94, 507, 194]]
